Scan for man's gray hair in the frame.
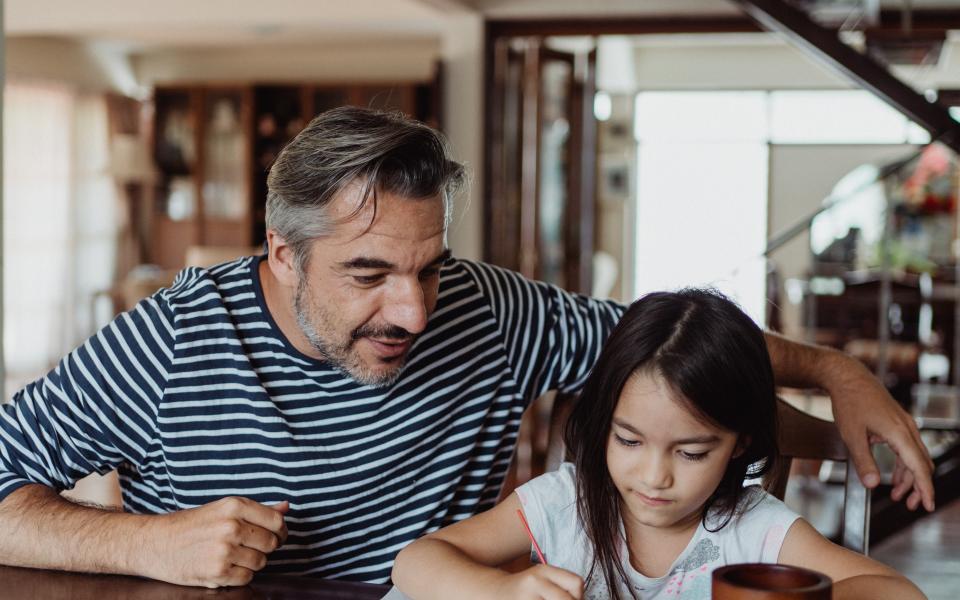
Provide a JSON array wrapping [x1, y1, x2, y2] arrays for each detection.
[[266, 106, 466, 271]]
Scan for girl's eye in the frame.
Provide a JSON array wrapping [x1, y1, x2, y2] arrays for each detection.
[[679, 450, 708, 462], [614, 434, 640, 447]]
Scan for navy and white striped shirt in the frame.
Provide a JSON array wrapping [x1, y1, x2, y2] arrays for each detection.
[[0, 256, 623, 582]]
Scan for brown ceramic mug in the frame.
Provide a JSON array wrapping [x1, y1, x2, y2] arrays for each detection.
[[712, 563, 832, 599]]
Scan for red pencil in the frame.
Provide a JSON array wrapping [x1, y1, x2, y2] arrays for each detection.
[[516, 509, 548, 565]]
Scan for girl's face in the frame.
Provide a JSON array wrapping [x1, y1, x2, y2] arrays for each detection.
[[606, 370, 742, 536]]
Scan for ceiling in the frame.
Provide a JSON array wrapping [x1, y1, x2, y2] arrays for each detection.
[[5, 0, 450, 47], [6, 0, 960, 49]]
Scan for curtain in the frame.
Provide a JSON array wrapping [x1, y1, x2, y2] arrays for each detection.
[[3, 80, 119, 397]]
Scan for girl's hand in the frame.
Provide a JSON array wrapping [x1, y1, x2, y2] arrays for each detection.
[[494, 564, 584, 600]]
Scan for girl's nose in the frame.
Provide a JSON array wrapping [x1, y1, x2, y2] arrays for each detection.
[[641, 455, 673, 490]]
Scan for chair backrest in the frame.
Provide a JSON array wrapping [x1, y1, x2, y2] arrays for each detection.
[[765, 399, 870, 554], [544, 395, 870, 554]]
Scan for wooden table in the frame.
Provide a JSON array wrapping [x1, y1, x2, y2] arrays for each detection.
[[872, 496, 960, 600], [0, 565, 391, 599]]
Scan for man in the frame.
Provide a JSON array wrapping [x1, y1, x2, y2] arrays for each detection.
[[0, 107, 934, 588]]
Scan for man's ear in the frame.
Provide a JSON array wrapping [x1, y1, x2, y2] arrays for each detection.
[[733, 435, 751, 459], [266, 229, 300, 288]]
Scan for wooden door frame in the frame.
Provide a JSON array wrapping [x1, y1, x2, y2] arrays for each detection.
[[480, 11, 960, 281], [483, 33, 594, 293]]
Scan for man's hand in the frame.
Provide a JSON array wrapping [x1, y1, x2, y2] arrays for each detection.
[[0, 486, 288, 588], [141, 497, 289, 588], [764, 333, 935, 512], [824, 355, 935, 512]]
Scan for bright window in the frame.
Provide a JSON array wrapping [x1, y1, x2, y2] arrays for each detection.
[[634, 92, 769, 323], [3, 82, 117, 396], [770, 90, 926, 144], [632, 89, 931, 325], [636, 91, 767, 142]]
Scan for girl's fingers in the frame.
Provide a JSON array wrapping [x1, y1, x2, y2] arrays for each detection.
[[539, 566, 583, 599], [537, 581, 581, 600]]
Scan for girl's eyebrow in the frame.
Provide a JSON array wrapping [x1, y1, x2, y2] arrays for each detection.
[[612, 418, 720, 445], [673, 434, 721, 445], [612, 417, 642, 435]]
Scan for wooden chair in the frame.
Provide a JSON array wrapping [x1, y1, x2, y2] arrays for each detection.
[[542, 395, 870, 554], [765, 399, 870, 554]]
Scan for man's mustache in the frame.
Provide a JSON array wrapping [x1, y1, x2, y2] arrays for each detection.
[[351, 324, 413, 342]]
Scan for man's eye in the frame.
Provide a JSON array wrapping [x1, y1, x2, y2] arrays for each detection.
[[419, 268, 440, 280], [353, 275, 383, 285]]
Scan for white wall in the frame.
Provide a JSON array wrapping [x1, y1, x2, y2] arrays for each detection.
[[631, 34, 960, 91], [440, 14, 484, 262], [632, 36, 851, 91], [1, 0, 6, 395]]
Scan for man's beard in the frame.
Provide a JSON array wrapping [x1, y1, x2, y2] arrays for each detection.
[[293, 276, 411, 387]]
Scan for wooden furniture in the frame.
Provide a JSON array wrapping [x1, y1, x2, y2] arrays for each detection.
[[808, 271, 957, 398], [184, 245, 262, 268], [541, 395, 870, 554], [485, 38, 598, 493], [764, 400, 869, 554], [0, 565, 389, 600], [712, 564, 832, 599], [486, 38, 597, 295], [150, 75, 441, 269], [872, 495, 960, 600], [153, 86, 253, 269]]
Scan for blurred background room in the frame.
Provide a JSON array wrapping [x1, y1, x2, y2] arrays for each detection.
[[3, 1, 960, 597]]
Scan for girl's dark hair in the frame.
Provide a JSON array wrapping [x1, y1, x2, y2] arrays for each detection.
[[563, 289, 778, 600]]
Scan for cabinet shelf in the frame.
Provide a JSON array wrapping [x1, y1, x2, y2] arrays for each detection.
[[149, 74, 441, 268]]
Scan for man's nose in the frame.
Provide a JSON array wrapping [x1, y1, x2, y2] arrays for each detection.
[[384, 278, 429, 335]]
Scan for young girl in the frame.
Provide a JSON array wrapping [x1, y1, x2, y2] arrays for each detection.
[[391, 289, 925, 600]]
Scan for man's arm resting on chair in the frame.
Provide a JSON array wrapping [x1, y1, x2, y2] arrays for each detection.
[[764, 331, 935, 512], [0, 483, 289, 588]]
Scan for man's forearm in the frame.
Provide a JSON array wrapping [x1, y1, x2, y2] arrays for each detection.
[[764, 330, 936, 511], [764, 331, 854, 392], [0, 483, 150, 575], [0, 484, 289, 587]]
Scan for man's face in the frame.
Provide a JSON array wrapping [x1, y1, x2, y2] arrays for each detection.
[[293, 185, 448, 387]]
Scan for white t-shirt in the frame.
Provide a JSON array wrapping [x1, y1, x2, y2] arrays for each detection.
[[515, 462, 801, 600]]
